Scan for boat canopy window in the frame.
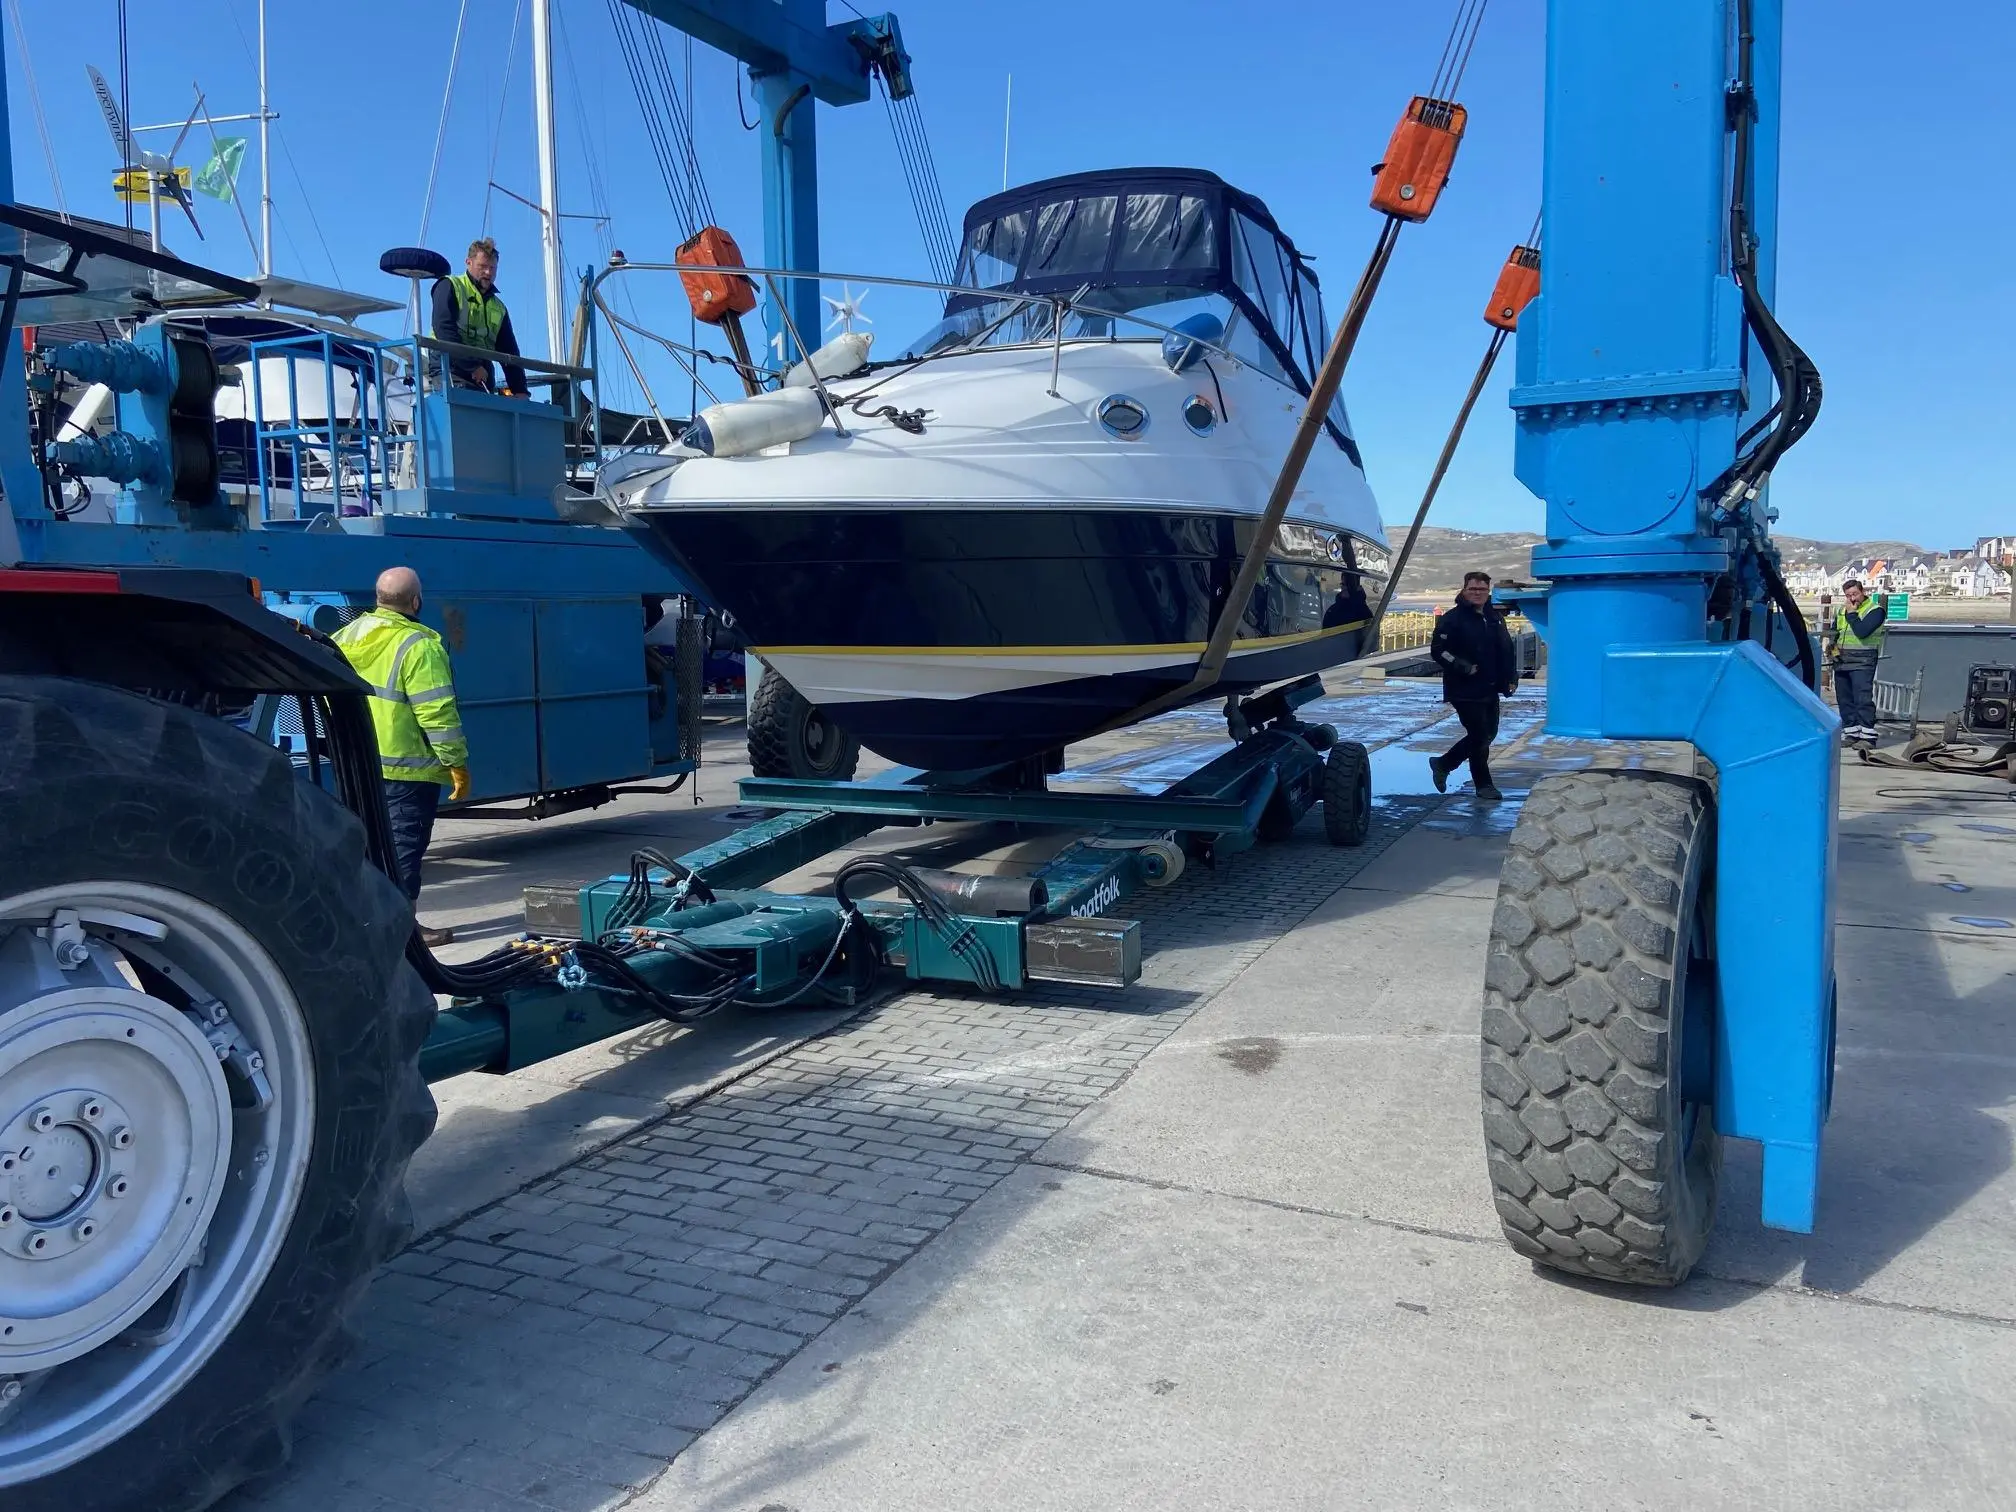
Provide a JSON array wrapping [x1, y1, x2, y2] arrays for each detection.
[[933, 168, 1360, 465]]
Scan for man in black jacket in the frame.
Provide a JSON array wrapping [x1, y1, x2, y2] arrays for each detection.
[[1428, 571, 1519, 800]]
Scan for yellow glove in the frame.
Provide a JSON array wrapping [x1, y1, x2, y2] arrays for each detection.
[[447, 767, 471, 802]]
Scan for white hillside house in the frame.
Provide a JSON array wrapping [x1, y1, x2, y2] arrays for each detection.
[[1954, 557, 2012, 597]]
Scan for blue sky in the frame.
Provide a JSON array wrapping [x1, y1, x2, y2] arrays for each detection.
[[6, 0, 2012, 546]]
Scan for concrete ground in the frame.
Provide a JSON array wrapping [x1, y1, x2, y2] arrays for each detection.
[[228, 682, 2016, 1512]]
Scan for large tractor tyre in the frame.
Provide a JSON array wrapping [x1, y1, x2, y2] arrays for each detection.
[[748, 667, 860, 782], [1322, 740, 1373, 847], [0, 677, 436, 1510], [1480, 769, 1720, 1287]]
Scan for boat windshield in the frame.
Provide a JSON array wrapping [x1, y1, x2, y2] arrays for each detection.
[[898, 169, 1359, 457]]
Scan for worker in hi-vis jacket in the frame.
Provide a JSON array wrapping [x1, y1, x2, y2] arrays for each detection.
[[333, 567, 470, 946]]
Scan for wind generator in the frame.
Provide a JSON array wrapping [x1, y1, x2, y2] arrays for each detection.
[[85, 64, 208, 251]]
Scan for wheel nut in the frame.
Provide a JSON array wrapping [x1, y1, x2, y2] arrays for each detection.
[[0, 1379, 22, 1404], [0, 1205, 14, 1226], [27, 1108, 53, 1133], [23, 1231, 50, 1255], [0, 1154, 14, 1174], [78, 1098, 104, 1123], [110, 1127, 134, 1151], [73, 1219, 98, 1243], [107, 1176, 130, 1199]]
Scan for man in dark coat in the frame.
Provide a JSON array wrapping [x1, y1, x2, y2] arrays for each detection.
[[1428, 571, 1519, 800]]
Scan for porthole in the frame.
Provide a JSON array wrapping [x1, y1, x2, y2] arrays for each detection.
[[1096, 394, 1150, 440], [1181, 394, 1217, 435]]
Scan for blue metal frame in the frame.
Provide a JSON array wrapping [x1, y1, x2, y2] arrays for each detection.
[[17, 318, 701, 808], [1516, 0, 1834, 1231]]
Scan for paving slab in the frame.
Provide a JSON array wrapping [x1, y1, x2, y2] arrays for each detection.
[[643, 1163, 2015, 1512], [225, 698, 1449, 1512], [408, 1004, 857, 1236], [224, 689, 2015, 1511]]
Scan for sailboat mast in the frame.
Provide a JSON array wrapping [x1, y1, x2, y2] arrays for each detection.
[[531, 0, 565, 361], [258, 0, 272, 277]]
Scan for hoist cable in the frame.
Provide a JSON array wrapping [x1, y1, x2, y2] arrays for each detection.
[[899, 94, 959, 281], [1429, 0, 1491, 99], [638, 14, 715, 228], [877, 72, 958, 284], [1447, 0, 1491, 98], [1372, 324, 1512, 625], [606, 0, 703, 239]]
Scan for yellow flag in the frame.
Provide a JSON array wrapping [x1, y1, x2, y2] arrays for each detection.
[[113, 166, 191, 203]]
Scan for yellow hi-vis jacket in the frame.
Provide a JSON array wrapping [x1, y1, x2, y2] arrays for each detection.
[[332, 607, 468, 785]]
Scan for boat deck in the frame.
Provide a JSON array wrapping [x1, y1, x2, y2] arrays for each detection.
[[225, 678, 2016, 1512]]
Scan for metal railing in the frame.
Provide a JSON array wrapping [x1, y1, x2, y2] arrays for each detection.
[[245, 331, 592, 519], [579, 260, 1265, 458]]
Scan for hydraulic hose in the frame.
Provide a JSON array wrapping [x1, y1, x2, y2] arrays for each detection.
[[1759, 553, 1818, 691]]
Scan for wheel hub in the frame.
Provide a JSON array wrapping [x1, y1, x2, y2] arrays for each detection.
[[0, 984, 233, 1374]]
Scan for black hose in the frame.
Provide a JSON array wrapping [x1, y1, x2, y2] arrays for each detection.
[[1759, 553, 1817, 690], [1709, 0, 1823, 511], [835, 856, 1003, 992]]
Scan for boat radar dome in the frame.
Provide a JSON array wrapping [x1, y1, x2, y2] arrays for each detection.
[[379, 247, 451, 280]]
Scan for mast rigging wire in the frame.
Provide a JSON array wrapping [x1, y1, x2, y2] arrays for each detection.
[[6, 0, 67, 219], [117, 0, 132, 232], [480, 0, 528, 236], [417, 0, 473, 245]]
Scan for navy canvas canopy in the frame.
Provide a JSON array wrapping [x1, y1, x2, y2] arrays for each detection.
[[950, 167, 1330, 398]]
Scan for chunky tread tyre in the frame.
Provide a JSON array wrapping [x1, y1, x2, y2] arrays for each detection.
[[748, 667, 860, 781], [1480, 769, 1719, 1286], [1, 677, 436, 1511], [1322, 740, 1372, 847]]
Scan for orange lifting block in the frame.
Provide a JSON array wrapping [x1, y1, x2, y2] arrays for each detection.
[[676, 226, 758, 325], [1485, 244, 1541, 331], [1369, 97, 1467, 222]]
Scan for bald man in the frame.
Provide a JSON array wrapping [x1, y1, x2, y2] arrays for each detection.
[[333, 568, 471, 946]]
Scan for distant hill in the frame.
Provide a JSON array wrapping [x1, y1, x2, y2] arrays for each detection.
[[1390, 526, 1936, 597]]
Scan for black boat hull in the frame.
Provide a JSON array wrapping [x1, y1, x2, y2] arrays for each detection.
[[630, 506, 1385, 771]]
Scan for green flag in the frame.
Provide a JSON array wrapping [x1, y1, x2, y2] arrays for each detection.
[[193, 137, 247, 202]]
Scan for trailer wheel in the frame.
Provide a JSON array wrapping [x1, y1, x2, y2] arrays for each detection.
[[0, 677, 435, 1510], [1321, 740, 1372, 847], [1480, 769, 1719, 1286], [749, 667, 860, 782]]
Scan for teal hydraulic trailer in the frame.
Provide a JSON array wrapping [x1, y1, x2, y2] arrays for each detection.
[[417, 673, 1371, 1081]]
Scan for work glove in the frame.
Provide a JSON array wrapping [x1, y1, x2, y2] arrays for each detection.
[[447, 766, 471, 802]]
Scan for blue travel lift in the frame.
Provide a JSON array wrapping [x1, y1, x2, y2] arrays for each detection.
[[1479, 0, 1836, 1284], [0, 1, 1843, 1506]]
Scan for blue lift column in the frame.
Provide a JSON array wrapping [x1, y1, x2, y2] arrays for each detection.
[[622, 2, 915, 353], [1511, 0, 1835, 1239]]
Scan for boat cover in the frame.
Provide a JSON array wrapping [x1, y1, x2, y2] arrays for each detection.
[[949, 167, 1329, 397]]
